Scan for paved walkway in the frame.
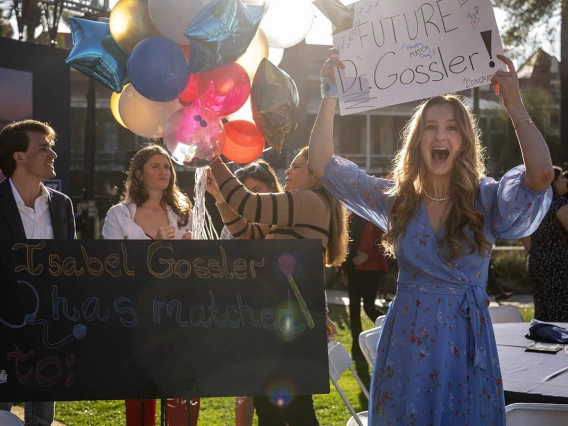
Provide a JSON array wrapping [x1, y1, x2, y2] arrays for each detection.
[[326, 289, 534, 310]]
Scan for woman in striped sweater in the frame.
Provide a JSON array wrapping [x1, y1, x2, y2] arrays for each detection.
[[207, 146, 348, 426], [208, 159, 282, 426], [212, 160, 282, 242]]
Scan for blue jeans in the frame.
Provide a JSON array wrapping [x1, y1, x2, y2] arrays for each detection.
[[0, 402, 55, 425]]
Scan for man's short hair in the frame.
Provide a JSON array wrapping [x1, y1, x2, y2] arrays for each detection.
[[0, 120, 56, 178]]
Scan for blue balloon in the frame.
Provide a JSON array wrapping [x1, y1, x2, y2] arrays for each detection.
[[127, 37, 190, 102], [66, 18, 128, 93], [184, 0, 264, 73]]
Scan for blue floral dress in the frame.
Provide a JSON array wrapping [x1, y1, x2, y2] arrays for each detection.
[[323, 157, 551, 426]]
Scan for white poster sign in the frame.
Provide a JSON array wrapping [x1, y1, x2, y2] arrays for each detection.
[[333, 0, 504, 115]]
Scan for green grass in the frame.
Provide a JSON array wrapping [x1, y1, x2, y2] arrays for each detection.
[[53, 304, 535, 425], [518, 306, 535, 323]]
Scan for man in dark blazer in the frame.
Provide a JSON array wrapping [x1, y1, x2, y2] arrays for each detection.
[[0, 120, 76, 425]]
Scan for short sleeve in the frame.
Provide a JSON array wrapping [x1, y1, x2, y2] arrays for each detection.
[[322, 156, 394, 232], [477, 165, 552, 240]]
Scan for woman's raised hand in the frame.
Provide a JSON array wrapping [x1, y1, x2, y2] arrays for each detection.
[[491, 55, 523, 109], [321, 48, 344, 82], [206, 168, 224, 203], [320, 48, 345, 98]]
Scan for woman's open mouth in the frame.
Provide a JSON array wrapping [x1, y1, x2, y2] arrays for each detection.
[[431, 147, 449, 162]]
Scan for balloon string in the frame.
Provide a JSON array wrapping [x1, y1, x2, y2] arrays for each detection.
[[192, 168, 219, 241]]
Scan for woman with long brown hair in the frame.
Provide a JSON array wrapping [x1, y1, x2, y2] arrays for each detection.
[[309, 51, 553, 425], [102, 144, 198, 426], [207, 146, 348, 426]]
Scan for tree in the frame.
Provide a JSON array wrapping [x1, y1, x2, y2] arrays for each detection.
[[0, 0, 42, 41], [493, 0, 568, 166], [492, 87, 561, 174]]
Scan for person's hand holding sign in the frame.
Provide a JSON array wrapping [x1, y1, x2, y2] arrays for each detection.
[[491, 54, 521, 104], [320, 48, 345, 98], [492, 54, 553, 192]]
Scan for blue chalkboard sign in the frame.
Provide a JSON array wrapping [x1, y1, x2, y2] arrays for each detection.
[[0, 239, 328, 401]]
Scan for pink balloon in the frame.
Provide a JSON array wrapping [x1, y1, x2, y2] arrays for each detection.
[[197, 63, 251, 117], [163, 106, 226, 168]]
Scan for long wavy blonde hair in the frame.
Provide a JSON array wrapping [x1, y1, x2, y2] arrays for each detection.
[[121, 144, 192, 227], [298, 146, 349, 266], [382, 95, 491, 261]]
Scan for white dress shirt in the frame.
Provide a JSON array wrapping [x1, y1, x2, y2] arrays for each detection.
[[9, 178, 54, 239], [102, 200, 192, 240]]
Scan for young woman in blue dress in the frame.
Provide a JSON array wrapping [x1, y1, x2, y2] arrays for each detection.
[[309, 51, 553, 425]]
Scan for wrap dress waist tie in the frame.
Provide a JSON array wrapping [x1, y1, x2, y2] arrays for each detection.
[[397, 281, 491, 370]]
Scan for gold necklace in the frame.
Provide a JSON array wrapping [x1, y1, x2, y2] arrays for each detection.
[[437, 197, 451, 232], [424, 191, 451, 202]]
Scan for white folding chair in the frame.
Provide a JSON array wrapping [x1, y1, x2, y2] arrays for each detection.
[[0, 410, 24, 426], [358, 326, 381, 367], [346, 411, 368, 426], [505, 403, 568, 425], [488, 305, 524, 323], [375, 315, 386, 327], [328, 341, 369, 426]]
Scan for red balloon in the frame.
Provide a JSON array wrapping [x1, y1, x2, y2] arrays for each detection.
[[179, 73, 200, 104], [198, 63, 251, 117], [222, 120, 265, 163]]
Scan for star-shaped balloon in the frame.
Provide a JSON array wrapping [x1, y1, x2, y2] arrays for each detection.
[[66, 18, 128, 93], [184, 0, 264, 74], [251, 58, 299, 154]]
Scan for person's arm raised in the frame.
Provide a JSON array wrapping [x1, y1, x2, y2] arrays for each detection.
[[492, 54, 553, 191], [308, 49, 344, 177], [309, 98, 337, 177]]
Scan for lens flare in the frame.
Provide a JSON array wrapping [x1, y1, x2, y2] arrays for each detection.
[[266, 379, 297, 407], [274, 300, 304, 343]]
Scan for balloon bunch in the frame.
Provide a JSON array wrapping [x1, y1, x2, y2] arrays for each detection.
[[66, 0, 314, 166]]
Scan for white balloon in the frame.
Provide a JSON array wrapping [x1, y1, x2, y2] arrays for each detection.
[[118, 85, 182, 138], [267, 47, 284, 66], [149, 0, 211, 45], [260, 0, 314, 48], [225, 96, 253, 123]]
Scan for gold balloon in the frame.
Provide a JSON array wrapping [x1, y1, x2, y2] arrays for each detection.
[[110, 0, 162, 55], [110, 84, 128, 128], [118, 85, 182, 138], [236, 28, 269, 80]]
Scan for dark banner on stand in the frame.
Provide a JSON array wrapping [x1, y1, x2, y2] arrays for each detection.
[[0, 239, 328, 401]]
